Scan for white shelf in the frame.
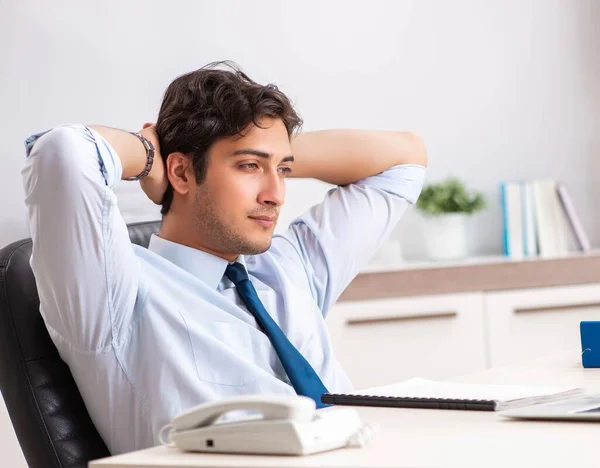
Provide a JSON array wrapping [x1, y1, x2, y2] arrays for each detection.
[[360, 249, 600, 274]]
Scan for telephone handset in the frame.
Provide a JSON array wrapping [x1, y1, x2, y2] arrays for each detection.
[[172, 394, 316, 432], [159, 394, 374, 456]]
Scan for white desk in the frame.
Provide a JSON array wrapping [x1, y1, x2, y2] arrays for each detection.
[[90, 352, 600, 468]]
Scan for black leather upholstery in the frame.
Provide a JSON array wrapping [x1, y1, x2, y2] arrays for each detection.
[[0, 221, 161, 468]]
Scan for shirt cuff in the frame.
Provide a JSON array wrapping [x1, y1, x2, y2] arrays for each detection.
[[354, 164, 427, 204]]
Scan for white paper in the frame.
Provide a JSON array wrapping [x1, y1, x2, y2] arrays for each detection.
[[358, 378, 582, 403]]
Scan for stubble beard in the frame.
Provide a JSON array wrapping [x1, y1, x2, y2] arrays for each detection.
[[193, 190, 273, 256]]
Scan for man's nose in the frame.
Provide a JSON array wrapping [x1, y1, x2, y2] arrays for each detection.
[[259, 171, 285, 207]]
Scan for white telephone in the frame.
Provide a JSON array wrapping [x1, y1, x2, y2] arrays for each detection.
[[158, 394, 374, 456]]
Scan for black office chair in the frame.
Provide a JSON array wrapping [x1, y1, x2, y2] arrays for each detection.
[[0, 221, 161, 468]]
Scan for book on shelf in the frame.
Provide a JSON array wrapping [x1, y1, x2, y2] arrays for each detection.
[[556, 182, 591, 252], [500, 182, 524, 260], [500, 179, 589, 259], [521, 181, 538, 257]]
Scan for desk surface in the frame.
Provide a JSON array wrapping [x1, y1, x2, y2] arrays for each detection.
[[90, 353, 600, 468]]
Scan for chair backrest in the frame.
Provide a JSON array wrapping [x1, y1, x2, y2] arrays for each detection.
[[0, 221, 161, 468]]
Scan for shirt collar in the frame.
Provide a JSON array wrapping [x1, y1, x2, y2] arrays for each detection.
[[147, 234, 247, 290]]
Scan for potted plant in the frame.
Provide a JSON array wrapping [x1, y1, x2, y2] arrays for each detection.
[[416, 178, 486, 260]]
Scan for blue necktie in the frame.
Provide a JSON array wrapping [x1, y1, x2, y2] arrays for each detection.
[[225, 262, 330, 408]]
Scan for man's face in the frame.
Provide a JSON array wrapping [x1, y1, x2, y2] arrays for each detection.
[[191, 117, 293, 258]]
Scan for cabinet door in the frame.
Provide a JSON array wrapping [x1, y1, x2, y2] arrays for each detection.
[[485, 283, 600, 368], [326, 293, 487, 389]]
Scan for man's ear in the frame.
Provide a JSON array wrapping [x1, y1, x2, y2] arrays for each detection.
[[165, 152, 195, 195]]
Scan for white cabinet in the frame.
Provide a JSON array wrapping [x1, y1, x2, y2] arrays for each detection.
[[327, 283, 600, 388], [484, 283, 600, 368], [326, 293, 487, 389]]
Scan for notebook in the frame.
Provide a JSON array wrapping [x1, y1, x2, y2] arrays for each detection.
[[321, 378, 586, 411]]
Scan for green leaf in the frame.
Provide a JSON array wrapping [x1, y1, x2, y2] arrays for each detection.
[[416, 177, 486, 215]]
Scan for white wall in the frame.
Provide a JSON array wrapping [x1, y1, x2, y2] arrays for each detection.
[[0, 0, 599, 464], [2, 0, 600, 257]]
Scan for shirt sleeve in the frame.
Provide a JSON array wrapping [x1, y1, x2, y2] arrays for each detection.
[[272, 164, 426, 316], [22, 124, 141, 351]]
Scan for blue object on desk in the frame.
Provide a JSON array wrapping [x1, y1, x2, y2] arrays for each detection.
[[580, 321, 600, 368]]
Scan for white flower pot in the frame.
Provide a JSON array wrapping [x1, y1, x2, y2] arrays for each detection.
[[422, 213, 469, 260]]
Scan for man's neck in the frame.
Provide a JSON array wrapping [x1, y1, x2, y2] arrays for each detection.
[[158, 219, 238, 262]]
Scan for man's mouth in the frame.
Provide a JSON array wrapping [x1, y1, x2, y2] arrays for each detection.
[[249, 216, 276, 228]]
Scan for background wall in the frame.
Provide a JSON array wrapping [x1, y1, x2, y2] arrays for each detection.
[[2, 0, 600, 258], [1, 0, 599, 465]]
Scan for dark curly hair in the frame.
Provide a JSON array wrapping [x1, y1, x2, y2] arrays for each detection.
[[156, 61, 303, 215]]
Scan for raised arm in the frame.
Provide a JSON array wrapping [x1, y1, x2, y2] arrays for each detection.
[[22, 124, 158, 351], [89, 124, 167, 203], [274, 129, 427, 315], [290, 130, 428, 185]]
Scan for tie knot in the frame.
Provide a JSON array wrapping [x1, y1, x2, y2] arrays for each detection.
[[225, 262, 249, 285]]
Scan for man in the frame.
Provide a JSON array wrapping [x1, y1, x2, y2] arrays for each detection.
[[22, 61, 427, 455]]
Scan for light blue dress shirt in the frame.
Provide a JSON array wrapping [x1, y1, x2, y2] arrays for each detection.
[[22, 124, 426, 455]]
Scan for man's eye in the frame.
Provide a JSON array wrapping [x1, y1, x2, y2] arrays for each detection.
[[278, 167, 293, 176], [240, 163, 259, 170]]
